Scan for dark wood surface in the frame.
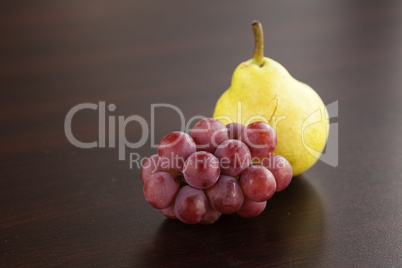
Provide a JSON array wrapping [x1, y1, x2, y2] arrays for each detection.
[[1, 0, 402, 267]]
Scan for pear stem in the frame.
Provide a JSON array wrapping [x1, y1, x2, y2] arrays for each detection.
[[251, 20, 264, 66]]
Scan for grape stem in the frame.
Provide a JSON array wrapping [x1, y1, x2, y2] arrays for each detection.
[[177, 173, 188, 188], [251, 20, 264, 67]]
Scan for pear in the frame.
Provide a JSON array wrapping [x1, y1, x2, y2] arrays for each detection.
[[213, 21, 329, 176]]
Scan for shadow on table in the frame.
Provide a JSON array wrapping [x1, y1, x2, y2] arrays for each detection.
[[138, 175, 326, 267]]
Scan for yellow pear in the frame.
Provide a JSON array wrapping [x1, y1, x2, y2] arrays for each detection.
[[213, 21, 329, 176]]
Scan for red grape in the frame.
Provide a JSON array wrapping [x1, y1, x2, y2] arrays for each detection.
[[241, 121, 277, 159], [183, 151, 220, 189], [190, 118, 229, 153], [214, 139, 251, 176], [199, 205, 221, 225], [174, 186, 208, 224], [236, 198, 267, 218], [142, 116, 293, 224], [261, 154, 293, 191], [240, 166, 276, 202], [141, 154, 171, 184], [158, 131, 196, 172], [161, 205, 176, 219], [226, 123, 244, 140], [206, 175, 244, 214], [143, 172, 180, 209]]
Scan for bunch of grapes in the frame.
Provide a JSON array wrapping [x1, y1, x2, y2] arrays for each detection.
[[141, 118, 293, 225]]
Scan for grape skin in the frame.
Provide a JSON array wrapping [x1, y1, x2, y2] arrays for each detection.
[[199, 205, 221, 225], [161, 205, 176, 219], [226, 123, 244, 140], [236, 198, 267, 218], [261, 154, 293, 192], [158, 131, 196, 172], [214, 139, 251, 176], [143, 172, 180, 209], [206, 175, 244, 214], [141, 154, 171, 184], [190, 118, 229, 153], [183, 151, 220, 189], [240, 165, 276, 202], [241, 121, 277, 159], [174, 186, 208, 224]]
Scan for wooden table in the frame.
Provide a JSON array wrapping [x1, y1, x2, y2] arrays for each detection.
[[1, 1, 401, 266]]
